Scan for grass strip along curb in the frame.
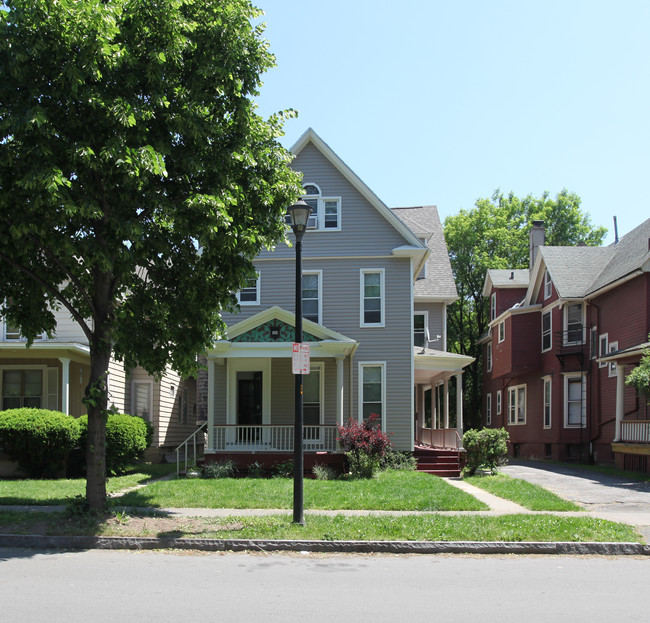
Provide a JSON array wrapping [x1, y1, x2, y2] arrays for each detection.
[[1, 533, 648, 556]]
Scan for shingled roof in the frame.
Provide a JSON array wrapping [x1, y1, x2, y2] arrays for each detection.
[[392, 206, 458, 301]]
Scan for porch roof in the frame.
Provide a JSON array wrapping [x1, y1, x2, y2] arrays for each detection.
[[414, 347, 474, 384], [0, 341, 90, 364]]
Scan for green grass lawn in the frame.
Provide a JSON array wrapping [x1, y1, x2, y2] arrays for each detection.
[[116, 470, 488, 511], [465, 473, 583, 511], [0, 463, 176, 505], [0, 509, 639, 543]]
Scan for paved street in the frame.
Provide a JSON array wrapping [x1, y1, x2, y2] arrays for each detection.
[[1, 548, 649, 622]]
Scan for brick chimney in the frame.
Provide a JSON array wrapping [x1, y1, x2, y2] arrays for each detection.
[[529, 220, 545, 269]]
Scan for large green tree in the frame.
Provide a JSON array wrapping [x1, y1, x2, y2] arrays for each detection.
[[0, 0, 301, 510], [444, 190, 607, 429]]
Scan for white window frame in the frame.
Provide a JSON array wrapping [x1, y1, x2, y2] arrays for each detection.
[[543, 376, 552, 429], [237, 271, 260, 306], [486, 341, 492, 373], [608, 341, 619, 377], [507, 384, 526, 425], [544, 270, 552, 300], [302, 270, 322, 325], [564, 373, 586, 428], [599, 333, 609, 368], [131, 379, 154, 421], [564, 302, 585, 345], [303, 362, 324, 430], [590, 326, 598, 359], [498, 320, 505, 343], [496, 389, 502, 415], [486, 393, 492, 425], [414, 311, 428, 348], [360, 269, 385, 328], [541, 310, 552, 352], [358, 362, 386, 429], [490, 292, 496, 321], [1, 318, 46, 342], [301, 183, 341, 232]]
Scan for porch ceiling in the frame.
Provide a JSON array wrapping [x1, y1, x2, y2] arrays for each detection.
[[414, 347, 474, 384]]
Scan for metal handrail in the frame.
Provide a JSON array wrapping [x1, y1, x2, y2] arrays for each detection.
[[174, 422, 207, 476]]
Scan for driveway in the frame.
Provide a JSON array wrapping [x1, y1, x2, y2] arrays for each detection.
[[501, 460, 650, 539]]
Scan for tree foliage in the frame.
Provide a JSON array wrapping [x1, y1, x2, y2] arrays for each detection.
[[626, 337, 650, 402], [444, 190, 607, 428], [0, 0, 302, 509]]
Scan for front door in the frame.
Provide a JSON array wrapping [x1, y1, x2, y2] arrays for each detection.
[[237, 371, 262, 443]]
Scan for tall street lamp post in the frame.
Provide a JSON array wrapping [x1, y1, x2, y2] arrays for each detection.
[[287, 200, 312, 526]]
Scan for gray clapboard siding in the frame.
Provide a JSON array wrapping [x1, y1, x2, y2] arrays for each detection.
[[414, 302, 445, 349]]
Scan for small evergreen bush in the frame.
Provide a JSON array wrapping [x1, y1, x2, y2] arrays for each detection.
[[74, 413, 152, 475], [338, 413, 392, 478], [463, 427, 510, 476], [0, 408, 80, 478]]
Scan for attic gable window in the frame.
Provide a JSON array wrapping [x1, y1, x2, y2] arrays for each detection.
[[544, 270, 552, 300], [301, 184, 340, 231]]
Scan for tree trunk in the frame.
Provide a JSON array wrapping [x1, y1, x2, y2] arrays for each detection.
[[85, 338, 111, 512]]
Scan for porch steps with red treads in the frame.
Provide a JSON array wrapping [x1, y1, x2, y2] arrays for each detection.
[[414, 446, 463, 477]]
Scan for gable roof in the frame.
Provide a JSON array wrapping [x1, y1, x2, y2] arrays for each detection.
[[482, 269, 530, 297], [291, 129, 425, 250], [392, 205, 458, 301]]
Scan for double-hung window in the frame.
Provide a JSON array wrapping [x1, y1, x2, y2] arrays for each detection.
[[608, 341, 619, 377], [414, 312, 428, 347], [564, 303, 584, 345], [486, 393, 492, 425], [544, 270, 552, 300], [303, 363, 323, 439], [301, 184, 341, 231], [599, 333, 609, 368], [359, 363, 385, 426], [132, 380, 153, 421], [490, 292, 496, 321], [564, 375, 585, 428], [486, 342, 493, 372], [542, 311, 552, 352], [237, 272, 260, 306], [2, 369, 42, 409], [498, 321, 505, 343], [302, 271, 321, 324], [508, 385, 526, 425], [496, 390, 502, 415], [361, 270, 384, 327], [543, 377, 552, 428]]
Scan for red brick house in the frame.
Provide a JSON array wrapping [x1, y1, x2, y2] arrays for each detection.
[[481, 218, 650, 471]]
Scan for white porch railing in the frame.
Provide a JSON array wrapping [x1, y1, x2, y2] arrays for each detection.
[[621, 420, 650, 444], [174, 422, 207, 476], [211, 425, 339, 453], [418, 427, 462, 449]]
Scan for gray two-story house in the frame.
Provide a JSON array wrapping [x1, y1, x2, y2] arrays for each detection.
[[200, 129, 473, 470]]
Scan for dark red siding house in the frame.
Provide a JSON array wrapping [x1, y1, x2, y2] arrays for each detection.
[[480, 219, 650, 471]]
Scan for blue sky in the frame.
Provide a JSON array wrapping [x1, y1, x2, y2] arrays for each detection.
[[254, 0, 649, 244]]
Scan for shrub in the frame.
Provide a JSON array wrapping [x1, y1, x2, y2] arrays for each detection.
[[247, 461, 265, 478], [272, 459, 294, 478], [463, 427, 510, 476], [338, 413, 392, 478], [312, 463, 338, 480], [202, 459, 235, 479], [0, 408, 80, 478], [380, 449, 417, 471], [74, 413, 152, 475]]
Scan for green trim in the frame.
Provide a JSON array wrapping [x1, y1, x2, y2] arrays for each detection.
[[231, 319, 322, 343]]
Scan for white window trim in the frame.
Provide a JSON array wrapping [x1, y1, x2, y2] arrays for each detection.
[[544, 270, 552, 300], [486, 393, 492, 425], [414, 311, 428, 347], [543, 376, 552, 429], [498, 320, 505, 343], [541, 310, 552, 353], [358, 362, 386, 429], [227, 358, 272, 426], [608, 341, 619, 377], [303, 362, 325, 426], [590, 326, 598, 359], [563, 302, 585, 346], [563, 373, 586, 428], [486, 341, 493, 373], [131, 379, 154, 421], [599, 333, 609, 368], [302, 182, 342, 232], [490, 292, 496, 321], [360, 269, 385, 328], [237, 271, 260, 306], [507, 384, 527, 425], [302, 270, 322, 325], [496, 389, 502, 415]]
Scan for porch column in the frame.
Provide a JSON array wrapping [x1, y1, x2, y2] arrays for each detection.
[[336, 357, 344, 426], [207, 359, 215, 450], [58, 357, 70, 415], [432, 383, 438, 429], [443, 377, 450, 429], [614, 363, 625, 441], [455, 372, 464, 444]]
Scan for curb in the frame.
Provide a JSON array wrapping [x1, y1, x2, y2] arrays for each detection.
[[1, 534, 648, 556]]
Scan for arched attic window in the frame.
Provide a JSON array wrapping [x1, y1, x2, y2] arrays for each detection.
[[301, 184, 341, 231]]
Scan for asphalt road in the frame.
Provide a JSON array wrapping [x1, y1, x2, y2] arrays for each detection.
[[1, 548, 648, 622]]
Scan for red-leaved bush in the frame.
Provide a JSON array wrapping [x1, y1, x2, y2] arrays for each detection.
[[337, 413, 392, 477]]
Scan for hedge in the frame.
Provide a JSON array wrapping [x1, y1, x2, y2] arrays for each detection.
[[0, 408, 80, 478]]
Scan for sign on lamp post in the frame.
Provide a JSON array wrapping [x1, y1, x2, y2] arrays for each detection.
[[292, 343, 310, 375]]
